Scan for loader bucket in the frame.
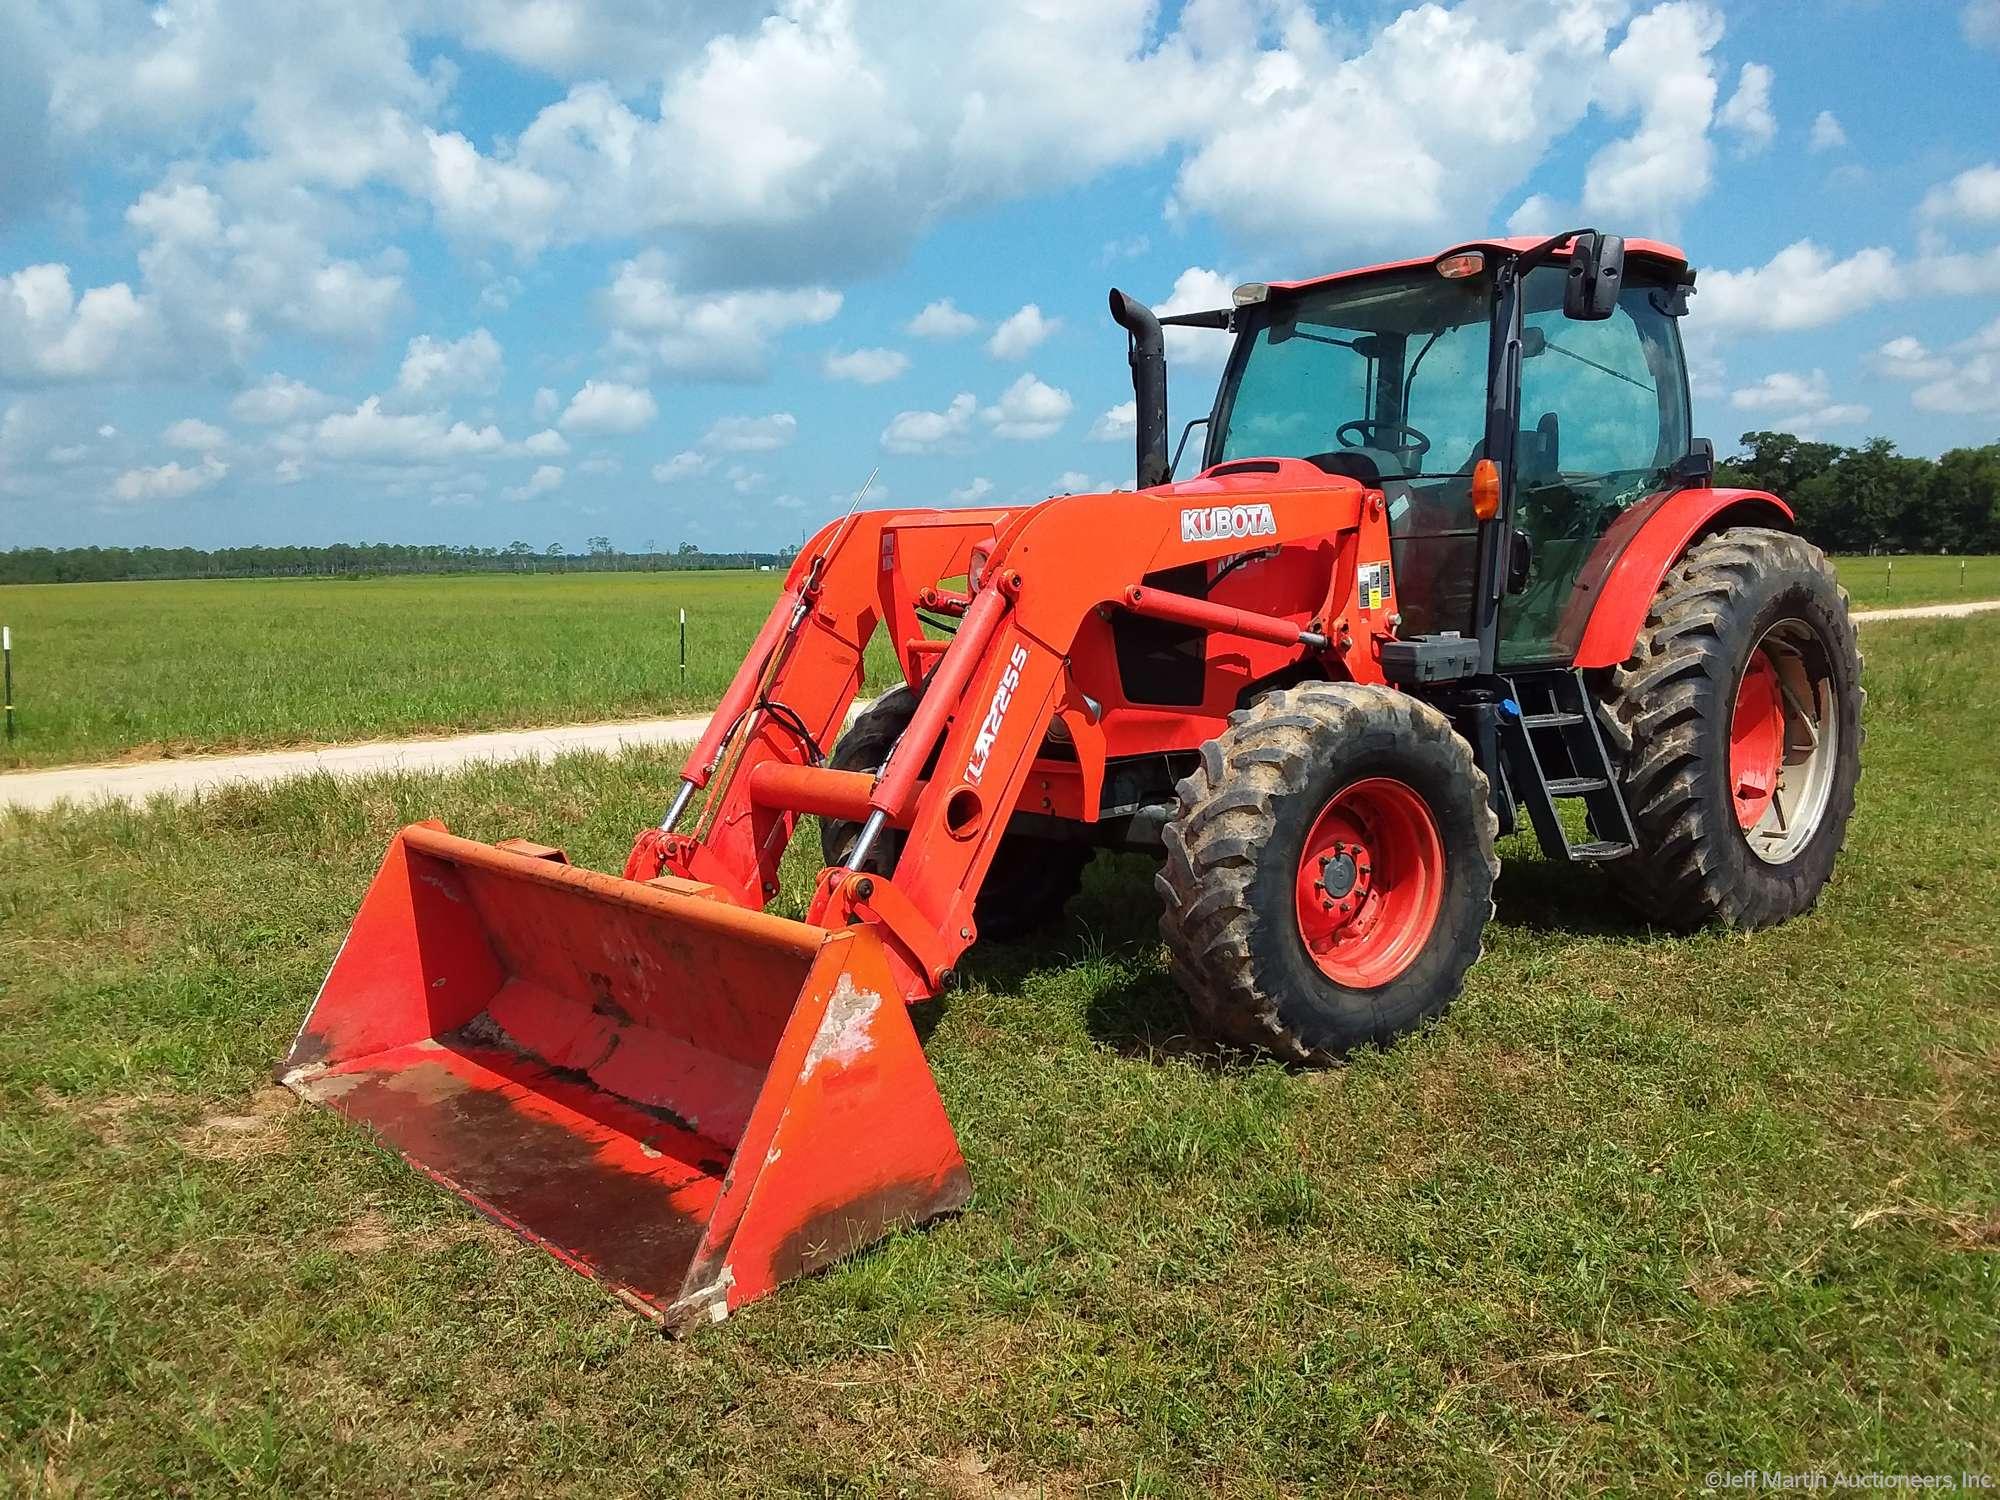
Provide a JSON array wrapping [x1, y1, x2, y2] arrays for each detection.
[[281, 822, 971, 1329]]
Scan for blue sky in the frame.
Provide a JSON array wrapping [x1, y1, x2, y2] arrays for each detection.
[[2, 0, 1997, 554]]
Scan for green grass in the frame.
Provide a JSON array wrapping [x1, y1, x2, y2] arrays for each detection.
[[0, 571, 802, 769], [1834, 553, 2000, 609], [5, 558, 1995, 770], [3, 617, 1996, 1495]]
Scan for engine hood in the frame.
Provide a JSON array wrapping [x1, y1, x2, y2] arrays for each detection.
[[1143, 456, 1370, 500]]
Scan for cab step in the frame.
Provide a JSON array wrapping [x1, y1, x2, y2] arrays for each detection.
[[1497, 669, 1638, 864]]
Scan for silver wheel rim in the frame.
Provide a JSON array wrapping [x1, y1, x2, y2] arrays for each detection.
[[1739, 617, 1840, 866]]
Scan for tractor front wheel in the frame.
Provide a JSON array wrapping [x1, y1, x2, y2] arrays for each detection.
[[1600, 526, 1864, 929], [1158, 683, 1498, 1061]]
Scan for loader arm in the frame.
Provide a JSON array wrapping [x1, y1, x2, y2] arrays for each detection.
[[658, 474, 1397, 1004]]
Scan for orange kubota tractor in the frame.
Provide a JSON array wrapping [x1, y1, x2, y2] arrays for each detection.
[[282, 231, 1863, 1329]]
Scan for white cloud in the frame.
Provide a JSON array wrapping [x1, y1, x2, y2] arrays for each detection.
[[124, 182, 403, 362], [948, 476, 994, 504], [558, 380, 657, 435], [652, 450, 711, 483], [1965, 0, 2000, 50], [314, 398, 507, 461], [394, 328, 502, 403], [987, 304, 1059, 360], [1913, 356, 2000, 415], [1174, 3, 1632, 258], [163, 418, 227, 450], [1580, 3, 1726, 227], [230, 373, 332, 425], [822, 347, 910, 384], [1868, 336, 1952, 383], [882, 392, 976, 453], [503, 464, 564, 500], [725, 464, 766, 495], [1877, 319, 2000, 415], [1731, 369, 1831, 411], [112, 454, 227, 503], [1091, 400, 1137, 442], [1507, 193, 1564, 235], [702, 413, 797, 452], [1728, 369, 1867, 435], [1700, 240, 1902, 334], [522, 428, 569, 457], [907, 299, 978, 339], [1716, 62, 1776, 154], [602, 252, 840, 379], [532, 386, 560, 422], [0, 264, 159, 381], [1157, 267, 1236, 368], [1808, 111, 1847, 152], [1921, 163, 2000, 223], [981, 373, 1073, 440]]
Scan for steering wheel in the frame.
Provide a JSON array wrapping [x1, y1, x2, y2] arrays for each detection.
[[1336, 419, 1431, 461]]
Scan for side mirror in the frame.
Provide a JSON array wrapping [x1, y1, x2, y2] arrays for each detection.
[[1670, 437, 1714, 486], [1563, 233, 1625, 320]]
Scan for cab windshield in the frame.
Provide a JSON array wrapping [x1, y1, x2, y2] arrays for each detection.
[[1209, 270, 1492, 492]]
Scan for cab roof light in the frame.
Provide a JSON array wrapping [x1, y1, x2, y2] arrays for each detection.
[[1437, 251, 1485, 280], [1232, 282, 1270, 306]]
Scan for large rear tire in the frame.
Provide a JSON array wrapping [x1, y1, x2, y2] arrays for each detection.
[[1157, 683, 1498, 1061], [1600, 527, 1864, 929], [820, 687, 1091, 941]]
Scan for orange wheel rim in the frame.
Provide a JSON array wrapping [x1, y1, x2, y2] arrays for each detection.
[[1294, 777, 1444, 988], [1730, 648, 1786, 830]]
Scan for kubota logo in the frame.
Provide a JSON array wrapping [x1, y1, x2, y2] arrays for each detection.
[[1180, 503, 1277, 544], [966, 644, 1031, 784]]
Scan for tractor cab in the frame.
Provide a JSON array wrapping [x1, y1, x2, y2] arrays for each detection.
[[1183, 234, 1697, 668]]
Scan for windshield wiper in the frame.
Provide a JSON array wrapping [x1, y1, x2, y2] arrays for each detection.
[[1539, 336, 1654, 393]]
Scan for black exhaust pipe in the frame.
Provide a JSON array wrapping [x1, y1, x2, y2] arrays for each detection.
[[1108, 289, 1170, 489]]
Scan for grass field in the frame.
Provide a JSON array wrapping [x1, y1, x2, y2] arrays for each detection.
[[0, 571, 799, 770], [1836, 552, 2000, 609], [3, 616, 1995, 1495], [3, 555, 1996, 771]]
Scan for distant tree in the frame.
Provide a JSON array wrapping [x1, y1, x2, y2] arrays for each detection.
[[1718, 430, 1845, 499], [1928, 445, 2000, 554]]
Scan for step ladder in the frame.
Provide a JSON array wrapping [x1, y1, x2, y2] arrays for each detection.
[[1497, 669, 1637, 863]]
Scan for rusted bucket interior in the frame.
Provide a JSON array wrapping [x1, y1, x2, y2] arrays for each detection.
[[283, 826, 827, 1312]]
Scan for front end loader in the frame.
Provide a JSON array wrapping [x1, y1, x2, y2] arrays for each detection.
[[283, 230, 1863, 1328]]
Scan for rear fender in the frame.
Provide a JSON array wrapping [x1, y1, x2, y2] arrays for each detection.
[[1563, 487, 1793, 669]]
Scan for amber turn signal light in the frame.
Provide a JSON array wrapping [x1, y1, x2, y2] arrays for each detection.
[[1471, 458, 1502, 520]]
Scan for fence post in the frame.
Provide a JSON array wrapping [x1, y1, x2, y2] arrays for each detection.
[[3, 625, 13, 742], [679, 608, 687, 682]]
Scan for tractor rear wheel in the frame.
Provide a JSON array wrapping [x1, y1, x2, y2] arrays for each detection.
[[1600, 526, 1863, 929], [1157, 683, 1498, 1061], [821, 686, 1091, 940]]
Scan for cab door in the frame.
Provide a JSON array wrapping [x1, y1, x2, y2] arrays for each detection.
[[1498, 267, 1692, 666]]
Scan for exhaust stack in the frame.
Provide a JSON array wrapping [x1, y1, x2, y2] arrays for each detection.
[[1108, 289, 1170, 489]]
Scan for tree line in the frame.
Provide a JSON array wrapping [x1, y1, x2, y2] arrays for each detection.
[[1716, 432, 2000, 555], [0, 539, 796, 585], [3, 431, 1996, 586]]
